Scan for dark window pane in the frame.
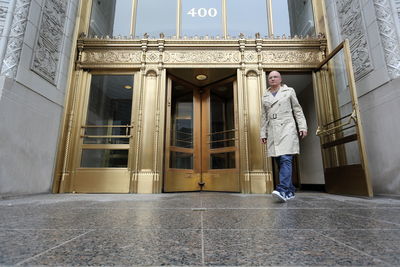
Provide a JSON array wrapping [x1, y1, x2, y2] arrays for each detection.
[[210, 152, 235, 169], [136, 0, 177, 37], [89, 0, 132, 36], [85, 75, 133, 127], [81, 150, 128, 167], [171, 82, 193, 148], [227, 0, 268, 37], [170, 152, 193, 169], [210, 83, 235, 149]]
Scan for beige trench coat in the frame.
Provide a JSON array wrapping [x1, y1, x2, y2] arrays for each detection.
[[260, 84, 307, 157]]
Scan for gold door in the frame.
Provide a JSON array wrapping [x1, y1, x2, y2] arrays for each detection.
[[313, 40, 373, 196], [164, 76, 240, 192], [72, 73, 136, 193]]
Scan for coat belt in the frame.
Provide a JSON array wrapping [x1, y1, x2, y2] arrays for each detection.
[[269, 112, 292, 119]]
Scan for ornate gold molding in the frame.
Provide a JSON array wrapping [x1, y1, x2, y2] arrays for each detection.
[[76, 38, 327, 69], [261, 50, 321, 64], [164, 50, 240, 63], [82, 50, 142, 64]]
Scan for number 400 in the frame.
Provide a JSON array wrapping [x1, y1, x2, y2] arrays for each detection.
[[187, 8, 218, 17]]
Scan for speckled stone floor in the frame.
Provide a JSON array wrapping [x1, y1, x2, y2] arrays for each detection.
[[1, 192, 400, 266]]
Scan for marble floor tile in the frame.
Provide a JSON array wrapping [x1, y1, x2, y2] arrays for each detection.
[[200, 194, 316, 209], [0, 229, 88, 265], [317, 229, 400, 265], [4, 208, 202, 230], [1, 192, 400, 266], [20, 229, 202, 266], [87, 194, 202, 209], [203, 208, 400, 230], [340, 208, 400, 226], [203, 229, 386, 266]]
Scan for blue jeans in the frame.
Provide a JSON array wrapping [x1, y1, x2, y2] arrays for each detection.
[[274, 155, 295, 194]]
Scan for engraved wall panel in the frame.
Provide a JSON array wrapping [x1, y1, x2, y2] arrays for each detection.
[[396, 0, 400, 21], [336, 0, 373, 80], [31, 0, 68, 84], [0, 0, 11, 35], [1, 0, 31, 78], [373, 0, 400, 79]]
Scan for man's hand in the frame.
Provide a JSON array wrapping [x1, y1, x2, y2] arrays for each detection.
[[261, 138, 267, 144], [299, 130, 308, 139]]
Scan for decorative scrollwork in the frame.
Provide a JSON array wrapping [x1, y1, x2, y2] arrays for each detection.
[[164, 51, 240, 63], [83, 51, 142, 64]]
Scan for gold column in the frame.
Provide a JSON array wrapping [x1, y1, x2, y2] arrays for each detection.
[[135, 68, 165, 193], [245, 70, 273, 194]]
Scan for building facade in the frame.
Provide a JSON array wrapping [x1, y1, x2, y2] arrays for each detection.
[[0, 0, 399, 196]]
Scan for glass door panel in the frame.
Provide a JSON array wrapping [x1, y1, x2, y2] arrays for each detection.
[[164, 75, 240, 192], [313, 40, 372, 196], [164, 78, 201, 192], [201, 78, 240, 192], [74, 74, 134, 193]]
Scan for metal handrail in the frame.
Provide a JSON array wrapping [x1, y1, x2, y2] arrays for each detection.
[[316, 110, 357, 136], [208, 128, 237, 136], [82, 125, 132, 128]]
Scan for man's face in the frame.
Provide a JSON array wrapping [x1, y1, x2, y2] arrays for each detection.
[[268, 72, 282, 87]]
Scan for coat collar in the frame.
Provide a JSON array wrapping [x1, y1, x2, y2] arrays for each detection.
[[266, 84, 290, 105]]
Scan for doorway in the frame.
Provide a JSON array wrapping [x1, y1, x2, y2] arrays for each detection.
[[164, 71, 240, 192]]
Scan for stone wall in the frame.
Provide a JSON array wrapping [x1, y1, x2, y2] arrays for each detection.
[[0, 0, 79, 195]]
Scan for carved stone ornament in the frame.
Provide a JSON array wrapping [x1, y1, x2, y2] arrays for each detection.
[[0, 0, 10, 35], [31, 0, 68, 84], [145, 52, 159, 63], [164, 51, 240, 63], [261, 50, 321, 64], [373, 0, 400, 79], [82, 51, 142, 64], [336, 0, 373, 80], [1, 0, 31, 78], [244, 51, 258, 63]]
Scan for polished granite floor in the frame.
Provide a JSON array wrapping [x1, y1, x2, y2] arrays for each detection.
[[1, 192, 400, 266]]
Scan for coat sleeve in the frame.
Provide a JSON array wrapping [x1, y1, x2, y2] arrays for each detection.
[[290, 88, 307, 132], [260, 97, 268, 139]]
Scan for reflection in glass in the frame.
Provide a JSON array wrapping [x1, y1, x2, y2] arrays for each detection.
[[211, 152, 235, 169], [88, 0, 132, 37], [82, 75, 133, 156], [85, 75, 133, 127], [81, 149, 128, 167], [171, 82, 193, 148], [272, 0, 315, 37], [170, 152, 193, 169], [227, 0, 268, 37], [181, 0, 222, 37], [210, 83, 235, 149], [136, 0, 177, 37], [322, 51, 360, 168]]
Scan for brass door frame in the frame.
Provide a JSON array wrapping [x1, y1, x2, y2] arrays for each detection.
[[312, 40, 373, 196], [164, 76, 202, 192], [70, 71, 140, 193], [164, 74, 240, 192], [201, 76, 240, 192]]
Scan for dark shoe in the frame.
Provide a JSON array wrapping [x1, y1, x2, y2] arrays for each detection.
[[272, 190, 287, 203], [286, 191, 295, 200]]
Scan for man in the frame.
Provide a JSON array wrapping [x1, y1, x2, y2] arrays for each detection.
[[260, 71, 307, 202]]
